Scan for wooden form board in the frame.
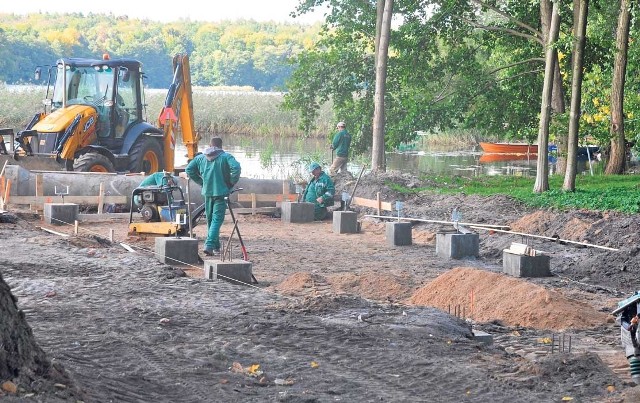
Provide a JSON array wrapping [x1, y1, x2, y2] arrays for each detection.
[[9, 195, 127, 205], [237, 193, 297, 215], [350, 192, 393, 215]]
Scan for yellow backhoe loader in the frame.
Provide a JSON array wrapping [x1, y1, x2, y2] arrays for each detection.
[[10, 53, 199, 173]]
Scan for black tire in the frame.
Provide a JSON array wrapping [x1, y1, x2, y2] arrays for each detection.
[[73, 153, 115, 173], [128, 136, 164, 174]]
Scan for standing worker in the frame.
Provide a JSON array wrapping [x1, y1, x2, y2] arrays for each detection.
[[329, 121, 351, 176], [303, 162, 335, 221], [186, 137, 241, 256]]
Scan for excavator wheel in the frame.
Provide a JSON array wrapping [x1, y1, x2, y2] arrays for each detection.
[[73, 152, 115, 173], [128, 137, 164, 174]]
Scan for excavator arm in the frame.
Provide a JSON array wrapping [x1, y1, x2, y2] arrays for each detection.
[[158, 53, 200, 172]]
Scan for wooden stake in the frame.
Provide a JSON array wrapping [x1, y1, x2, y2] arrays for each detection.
[[74, 220, 79, 235], [34, 174, 43, 211], [97, 183, 105, 214], [4, 179, 11, 207], [109, 228, 114, 242]]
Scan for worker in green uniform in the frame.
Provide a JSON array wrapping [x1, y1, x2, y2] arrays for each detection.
[[329, 121, 351, 176], [303, 161, 335, 221], [186, 137, 241, 256]]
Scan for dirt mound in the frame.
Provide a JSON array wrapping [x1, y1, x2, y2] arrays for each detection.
[[270, 272, 330, 297], [407, 267, 610, 331], [329, 272, 415, 302], [271, 271, 416, 302], [515, 352, 620, 395], [0, 272, 81, 400]]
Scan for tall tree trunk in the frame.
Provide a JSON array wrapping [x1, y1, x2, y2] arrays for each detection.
[[563, 0, 589, 191], [371, 0, 393, 172], [534, 0, 560, 193], [541, 0, 568, 174], [605, 0, 631, 175]]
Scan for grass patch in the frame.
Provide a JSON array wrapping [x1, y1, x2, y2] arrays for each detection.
[[387, 173, 640, 214]]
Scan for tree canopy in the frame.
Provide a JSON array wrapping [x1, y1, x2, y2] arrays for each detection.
[[0, 13, 321, 90]]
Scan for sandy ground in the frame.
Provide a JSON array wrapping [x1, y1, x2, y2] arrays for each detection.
[[3, 172, 640, 402]]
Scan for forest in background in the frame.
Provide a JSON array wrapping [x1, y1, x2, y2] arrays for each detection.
[[0, 13, 320, 90]]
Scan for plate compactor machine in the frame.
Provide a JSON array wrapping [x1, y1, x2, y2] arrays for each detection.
[[128, 173, 203, 236]]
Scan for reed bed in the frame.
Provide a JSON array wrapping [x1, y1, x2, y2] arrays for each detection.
[[0, 84, 334, 138]]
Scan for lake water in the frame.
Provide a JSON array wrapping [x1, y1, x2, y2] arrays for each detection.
[[175, 136, 603, 179]]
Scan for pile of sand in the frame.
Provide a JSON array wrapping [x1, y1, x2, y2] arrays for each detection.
[[408, 267, 611, 331], [271, 271, 415, 302], [272, 267, 611, 331]]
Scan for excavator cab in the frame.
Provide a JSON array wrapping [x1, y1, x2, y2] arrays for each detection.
[[13, 53, 198, 174]]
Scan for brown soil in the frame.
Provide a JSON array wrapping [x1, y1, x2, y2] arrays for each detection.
[[2, 171, 640, 402]]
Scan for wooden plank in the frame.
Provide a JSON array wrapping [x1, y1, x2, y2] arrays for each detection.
[[237, 193, 297, 202], [231, 207, 279, 215], [508, 243, 530, 255], [78, 212, 131, 221], [38, 226, 69, 237], [9, 195, 127, 205], [351, 196, 393, 211]]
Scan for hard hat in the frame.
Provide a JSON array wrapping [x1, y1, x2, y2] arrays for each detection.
[[308, 162, 321, 172], [337, 121, 346, 128]]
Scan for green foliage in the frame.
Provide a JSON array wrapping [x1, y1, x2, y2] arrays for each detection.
[[0, 13, 320, 90], [388, 173, 640, 214]]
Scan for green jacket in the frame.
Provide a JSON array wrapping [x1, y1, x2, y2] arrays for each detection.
[[303, 171, 335, 206], [332, 129, 351, 157], [185, 150, 241, 197]]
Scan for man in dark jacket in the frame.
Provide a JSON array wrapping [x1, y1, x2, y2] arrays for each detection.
[[329, 121, 351, 176], [186, 137, 241, 256], [303, 161, 335, 221]]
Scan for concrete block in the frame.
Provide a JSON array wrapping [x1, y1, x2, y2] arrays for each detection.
[[204, 259, 253, 285], [386, 222, 412, 246], [44, 203, 78, 226], [503, 250, 551, 277], [436, 232, 479, 259], [281, 202, 314, 223], [155, 237, 199, 265], [472, 330, 494, 345], [333, 211, 358, 234]]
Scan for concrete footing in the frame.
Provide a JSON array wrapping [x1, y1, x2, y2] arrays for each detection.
[[44, 203, 78, 226], [155, 237, 199, 265], [204, 259, 253, 285], [386, 222, 412, 246], [436, 232, 479, 259], [473, 330, 494, 345], [503, 251, 551, 277], [281, 202, 315, 223], [333, 211, 358, 234]]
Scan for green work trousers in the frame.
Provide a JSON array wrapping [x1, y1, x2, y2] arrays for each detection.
[[204, 195, 227, 251]]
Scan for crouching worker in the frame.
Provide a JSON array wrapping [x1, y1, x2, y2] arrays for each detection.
[[302, 162, 335, 221]]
